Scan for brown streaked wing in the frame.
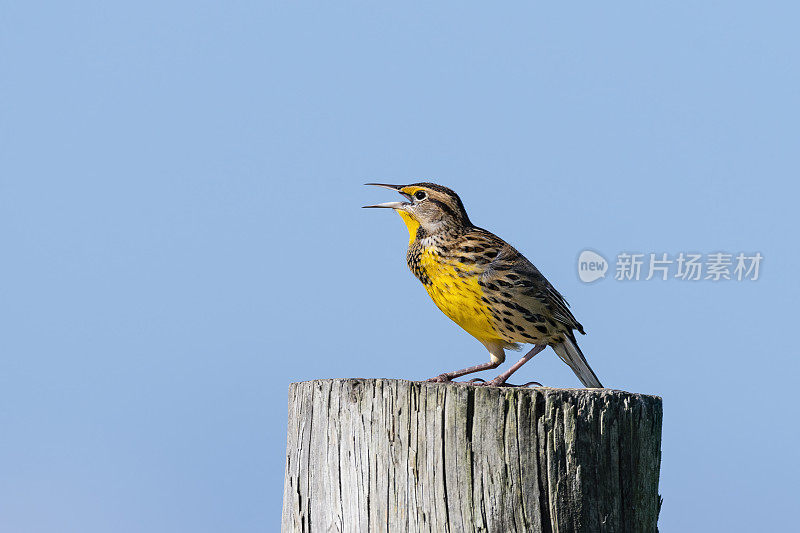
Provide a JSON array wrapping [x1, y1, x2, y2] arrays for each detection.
[[460, 227, 586, 335]]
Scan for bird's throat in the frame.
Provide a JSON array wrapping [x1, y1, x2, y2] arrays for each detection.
[[396, 210, 421, 244]]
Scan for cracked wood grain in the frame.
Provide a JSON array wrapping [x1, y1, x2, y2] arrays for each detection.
[[281, 379, 662, 533]]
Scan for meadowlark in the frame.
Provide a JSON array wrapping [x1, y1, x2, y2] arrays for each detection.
[[364, 182, 603, 388]]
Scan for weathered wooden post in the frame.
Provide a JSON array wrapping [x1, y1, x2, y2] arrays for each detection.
[[282, 379, 662, 532]]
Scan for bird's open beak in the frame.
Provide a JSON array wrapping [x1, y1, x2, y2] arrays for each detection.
[[362, 183, 412, 209]]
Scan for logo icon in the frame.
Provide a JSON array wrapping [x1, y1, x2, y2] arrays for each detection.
[[578, 250, 608, 283]]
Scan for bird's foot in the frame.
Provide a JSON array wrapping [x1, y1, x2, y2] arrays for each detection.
[[472, 379, 543, 388], [513, 381, 543, 388], [425, 373, 453, 383], [472, 378, 507, 387]]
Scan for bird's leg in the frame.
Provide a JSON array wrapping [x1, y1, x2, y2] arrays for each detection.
[[425, 360, 501, 383], [478, 344, 547, 387]]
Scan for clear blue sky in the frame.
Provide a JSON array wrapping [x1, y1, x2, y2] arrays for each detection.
[[1, 2, 797, 531]]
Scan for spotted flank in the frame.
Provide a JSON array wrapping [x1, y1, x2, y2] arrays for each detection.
[[407, 227, 579, 349]]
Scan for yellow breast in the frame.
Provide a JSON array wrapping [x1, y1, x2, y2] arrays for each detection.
[[417, 248, 502, 343], [394, 209, 504, 346]]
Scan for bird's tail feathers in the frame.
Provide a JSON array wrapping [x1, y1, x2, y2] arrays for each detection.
[[552, 335, 603, 388]]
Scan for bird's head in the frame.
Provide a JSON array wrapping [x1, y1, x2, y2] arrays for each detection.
[[363, 182, 471, 241]]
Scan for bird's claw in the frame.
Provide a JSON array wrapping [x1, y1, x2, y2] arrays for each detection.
[[471, 378, 504, 387], [424, 375, 543, 388], [471, 379, 543, 388], [425, 373, 452, 383]]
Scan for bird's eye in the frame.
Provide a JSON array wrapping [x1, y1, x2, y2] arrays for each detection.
[[414, 191, 427, 201]]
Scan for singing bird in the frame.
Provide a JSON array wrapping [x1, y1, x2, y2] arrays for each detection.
[[364, 182, 603, 388]]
